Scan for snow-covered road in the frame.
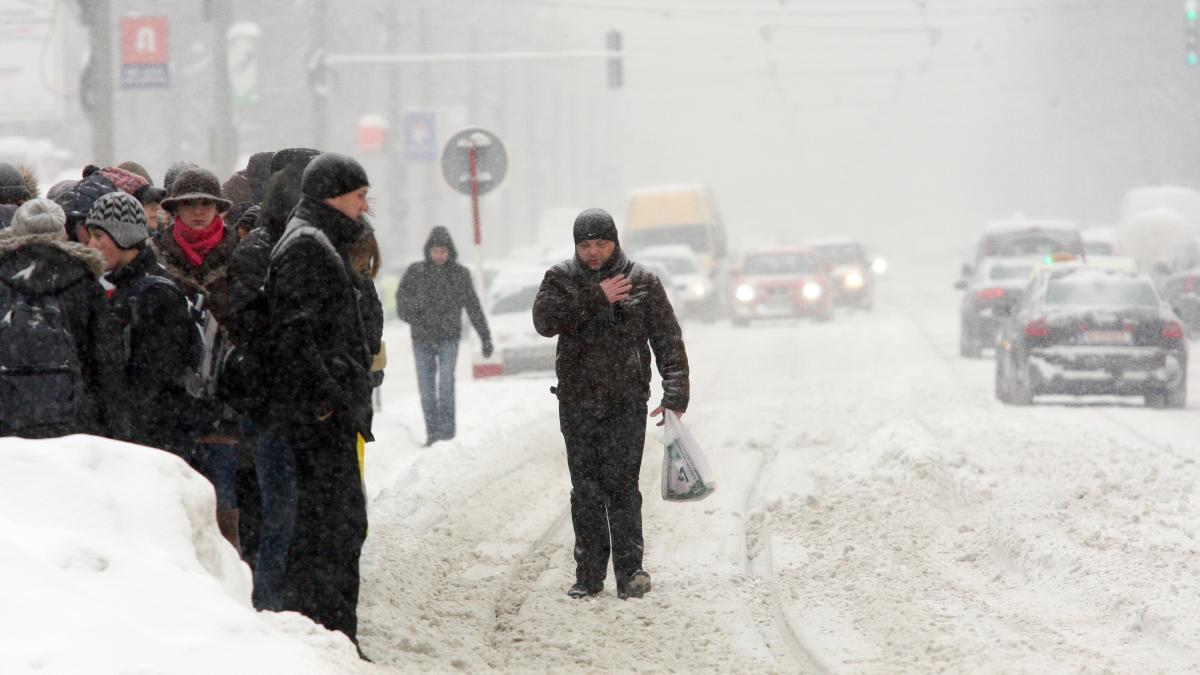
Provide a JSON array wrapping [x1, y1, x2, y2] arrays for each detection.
[[356, 258, 1200, 673]]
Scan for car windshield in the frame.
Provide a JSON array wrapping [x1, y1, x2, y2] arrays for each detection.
[[642, 256, 698, 275], [989, 264, 1033, 280], [491, 286, 539, 314], [742, 253, 816, 275], [626, 225, 710, 254], [1044, 278, 1158, 307], [1084, 241, 1115, 256], [811, 244, 862, 265]]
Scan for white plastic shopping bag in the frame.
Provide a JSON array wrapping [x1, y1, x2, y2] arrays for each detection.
[[660, 410, 717, 502]]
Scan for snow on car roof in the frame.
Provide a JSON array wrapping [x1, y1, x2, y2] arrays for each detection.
[[637, 244, 700, 259], [983, 218, 1079, 234], [1045, 265, 1149, 285], [803, 236, 860, 247], [629, 183, 706, 195]]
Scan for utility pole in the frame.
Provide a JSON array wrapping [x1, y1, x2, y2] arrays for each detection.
[[418, 1, 436, 237], [86, 0, 115, 164], [210, 0, 236, 173], [310, 0, 328, 149], [386, 3, 406, 253]]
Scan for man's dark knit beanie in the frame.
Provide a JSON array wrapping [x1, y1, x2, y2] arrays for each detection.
[[301, 152, 370, 200], [573, 208, 619, 246]]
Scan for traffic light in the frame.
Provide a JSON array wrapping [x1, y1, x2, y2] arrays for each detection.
[[606, 29, 623, 88], [1187, 0, 1199, 67]]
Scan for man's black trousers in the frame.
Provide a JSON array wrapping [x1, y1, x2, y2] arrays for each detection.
[[559, 400, 648, 586], [280, 415, 367, 642]]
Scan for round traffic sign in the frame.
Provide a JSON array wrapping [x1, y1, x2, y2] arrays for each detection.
[[441, 127, 507, 196]]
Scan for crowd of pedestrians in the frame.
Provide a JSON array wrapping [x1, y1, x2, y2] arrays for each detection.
[[0, 150, 380, 659], [0, 150, 694, 657]]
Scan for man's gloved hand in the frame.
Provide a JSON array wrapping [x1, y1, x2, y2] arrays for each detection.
[[482, 338, 494, 358]]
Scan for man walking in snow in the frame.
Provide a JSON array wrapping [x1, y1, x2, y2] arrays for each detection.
[[394, 226, 492, 446], [533, 208, 690, 600]]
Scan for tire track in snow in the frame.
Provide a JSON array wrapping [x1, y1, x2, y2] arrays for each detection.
[[742, 441, 830, 675]]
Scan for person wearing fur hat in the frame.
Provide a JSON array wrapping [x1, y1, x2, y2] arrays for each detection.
[[0, 198, 124, 438], [85, 191, 196, 454], [395, 225, 492, 446], [0, 162, 33, 230], [263, 151, 373, 651], [151, 165, 242, 549], [532, 207, 691, 601]]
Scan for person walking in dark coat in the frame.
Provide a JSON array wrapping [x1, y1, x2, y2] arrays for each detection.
[[85, 191, 194, 454], [395, 226, 492, 445], [0, 198, 124, 438], [264, 152, 372, 651], [532, 208, 691, 600]]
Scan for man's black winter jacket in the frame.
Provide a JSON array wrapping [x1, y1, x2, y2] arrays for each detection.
[[265, 196, 373, 436], [532, 250, 690, 412], [395, 230, 490, 344]]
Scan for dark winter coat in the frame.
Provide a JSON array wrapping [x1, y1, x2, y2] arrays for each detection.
[[106, 247, 197, 449], [226, 226, 274, 346], [265, 195, 373, 436], [151, 222, 240, 325], [0, 232, 125, 437], [533, 249, 690, 412], [395, 229, 490, 344]]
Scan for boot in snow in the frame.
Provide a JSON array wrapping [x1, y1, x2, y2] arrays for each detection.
[[617, 570, 651, 600], [567, 580, 603, 599]]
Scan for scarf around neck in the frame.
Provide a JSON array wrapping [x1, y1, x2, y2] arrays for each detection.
[[173, 214, 225, 267]]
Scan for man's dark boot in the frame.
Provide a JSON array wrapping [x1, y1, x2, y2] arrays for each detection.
[[617, 570, 651, 600], [567, 580, 603, 599]]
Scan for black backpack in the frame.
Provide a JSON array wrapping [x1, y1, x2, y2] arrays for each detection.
[[0, 281, 86, 437], [121, 275, 221, 434]]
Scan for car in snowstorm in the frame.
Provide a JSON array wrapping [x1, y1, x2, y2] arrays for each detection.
[[640, 260, 688, 322], [955, 256, 1040, 358], [729, 248, 833, 326], [805, 237, 875, 310], [994, 266, 1187, 408], [1157, 236, 1200, 335], [965, 217, 1084, 278], [471, 280, 556, 379], [637, 244, 718, 321]]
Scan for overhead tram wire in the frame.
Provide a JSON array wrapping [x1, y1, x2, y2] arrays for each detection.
[[507, 0, 1141, 17]]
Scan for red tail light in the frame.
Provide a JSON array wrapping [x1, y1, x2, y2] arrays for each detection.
[[1162, 321, 1184, 340], [976, 287, 1005, 301], [1025, 319, 1049, 338]]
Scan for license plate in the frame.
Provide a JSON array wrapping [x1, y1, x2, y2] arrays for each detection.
[[1079, 330, 1132, 345]]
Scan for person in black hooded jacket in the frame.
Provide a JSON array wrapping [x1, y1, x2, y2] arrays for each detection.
[[532, 208, 690, 601], [264, 152, 372, 652], [0, 198, 124, 438], [395, 226, 492, 445]]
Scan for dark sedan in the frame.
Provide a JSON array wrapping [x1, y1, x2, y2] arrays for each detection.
[[956, 256, 1039, 358], [994, 266, 1187, 408]]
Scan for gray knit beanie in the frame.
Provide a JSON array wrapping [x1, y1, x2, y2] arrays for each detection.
[[85, 191, 149, 249], [10, 198, 66, 237]]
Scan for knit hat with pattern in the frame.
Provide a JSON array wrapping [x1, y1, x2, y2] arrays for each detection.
[[85, 191, 149, 249]]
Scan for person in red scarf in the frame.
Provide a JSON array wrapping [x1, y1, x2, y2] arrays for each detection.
[[151, 166, 243, 550]]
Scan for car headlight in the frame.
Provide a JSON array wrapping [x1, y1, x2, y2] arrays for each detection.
[[689, 283, 708, 298], [803, 282, 822, 300], [735, 284, 755, 302], [844, 272, 864, 289], [871, 257, 888, 275]]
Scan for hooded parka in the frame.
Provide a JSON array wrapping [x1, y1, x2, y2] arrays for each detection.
[[0, 232, 124, 437], [394, 227, 490, 344]]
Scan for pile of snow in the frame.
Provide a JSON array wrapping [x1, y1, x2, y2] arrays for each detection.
[[0, 435, 366, 675]]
